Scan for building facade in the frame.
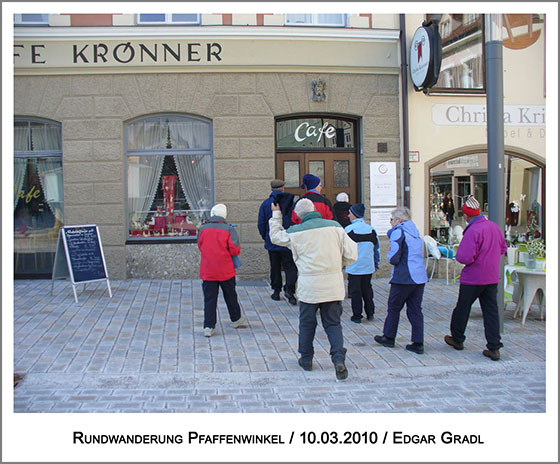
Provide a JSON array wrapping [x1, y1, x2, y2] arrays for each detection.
[[12, 12, 547, 281]]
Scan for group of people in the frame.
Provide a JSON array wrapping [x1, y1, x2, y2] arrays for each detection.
[[197, 174, 507, 380]]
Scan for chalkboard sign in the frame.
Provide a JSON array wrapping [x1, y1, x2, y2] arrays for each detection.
[[51, 225, 112, 303]]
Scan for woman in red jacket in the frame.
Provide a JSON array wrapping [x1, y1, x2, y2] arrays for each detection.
[[198, 204, 247, 337]]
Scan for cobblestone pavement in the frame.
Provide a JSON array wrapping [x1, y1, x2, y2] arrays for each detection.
[[13, 277, 546, 413]]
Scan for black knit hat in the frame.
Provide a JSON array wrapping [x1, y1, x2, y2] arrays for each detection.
[[350, 203, 365, 218]]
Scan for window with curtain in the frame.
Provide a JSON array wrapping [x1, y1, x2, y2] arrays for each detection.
[[285, 14, 346, 27], [126, 114, 213, 240], [14, 118, 63, 276], [426, 14, 485, 93]]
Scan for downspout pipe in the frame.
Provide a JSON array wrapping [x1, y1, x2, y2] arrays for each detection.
[[400, 14, 411, 208]]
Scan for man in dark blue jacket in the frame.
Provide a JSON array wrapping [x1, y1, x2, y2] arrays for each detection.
[[258, 179, 298, 305]]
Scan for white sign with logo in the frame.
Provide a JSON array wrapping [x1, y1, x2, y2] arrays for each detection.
[[432, 104, 546, 126], [370, 208, 393, 236], [370, 162, 397, 207], [410, 27, 431, 88]]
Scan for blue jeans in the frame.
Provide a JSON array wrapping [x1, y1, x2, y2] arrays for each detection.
[[383, 283, 425, 343], [298, 301, 346, 364]]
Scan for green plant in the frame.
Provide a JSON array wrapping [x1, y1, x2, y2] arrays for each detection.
[[527, 239, 545, 258]]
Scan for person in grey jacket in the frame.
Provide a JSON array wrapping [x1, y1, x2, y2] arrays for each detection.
[[374, 207, 428, 354]]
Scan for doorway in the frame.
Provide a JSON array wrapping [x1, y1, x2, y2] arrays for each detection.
[[276, 152, 357, 204]]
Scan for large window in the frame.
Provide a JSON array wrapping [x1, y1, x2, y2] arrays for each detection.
[[137, 14, 200, 25], [126, 115, 213, 240], [14, 118, 63, 276], [427, 14, 485, 93], [285, 14, 346, 27], [428, 153, 544, 242]]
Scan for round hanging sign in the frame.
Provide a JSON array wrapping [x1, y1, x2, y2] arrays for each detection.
[[409, 21, 442, 91]]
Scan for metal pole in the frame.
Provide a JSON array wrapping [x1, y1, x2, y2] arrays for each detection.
[[400, 14, 411, 208], [485, 14, 506, 332]]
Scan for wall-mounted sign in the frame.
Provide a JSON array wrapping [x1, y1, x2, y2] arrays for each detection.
[[370, 208, 393, 236], [432, 104, 546, 126], [410, 21, 442, 92], [409, 151, 420, 163], [370, 162, 397, 207]]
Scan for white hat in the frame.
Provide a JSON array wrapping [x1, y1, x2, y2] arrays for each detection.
[[210, 203, 227, 219]]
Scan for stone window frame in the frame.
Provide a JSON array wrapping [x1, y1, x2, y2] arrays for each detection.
[[124, 113, 214, 244]]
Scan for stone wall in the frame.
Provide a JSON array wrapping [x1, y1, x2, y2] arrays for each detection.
[[14, 72, 401, 280]]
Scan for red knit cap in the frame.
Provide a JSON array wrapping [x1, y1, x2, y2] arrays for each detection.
[[461, 195, 481, 217]]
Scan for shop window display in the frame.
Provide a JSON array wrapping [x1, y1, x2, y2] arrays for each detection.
[[429, 153, 544, 242], [14, 119, 63, 276], [126, 115, 213, 240]]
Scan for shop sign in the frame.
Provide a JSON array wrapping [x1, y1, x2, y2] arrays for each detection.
[[14, 40, 223, 66], [294, 122, 336, 144], [445, 155, 479, 169], [410, 21, 442, 91], [432, 104, 546, 126]]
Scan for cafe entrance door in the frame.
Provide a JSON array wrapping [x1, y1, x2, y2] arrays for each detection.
[[276, 152, 358, 204]]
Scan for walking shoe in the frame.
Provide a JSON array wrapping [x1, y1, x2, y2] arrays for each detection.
[[374, 335, 395, 347], [271, 291, 281, 301], [366, 313, 374, 321], [203, 327, 215, 337], [482, 349, 500, 361], [298, 357, 312, 371], [444, 335, 464, 350], [285, 293, 297, 306], [350, 317, 361, 324], [232, 316, 247, 328], [406, 342, 424, 354], [334, 361, 348, 381]]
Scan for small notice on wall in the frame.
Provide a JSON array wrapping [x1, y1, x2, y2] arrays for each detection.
[[371, 208, 394, 236], [370, 162, 397, 207]]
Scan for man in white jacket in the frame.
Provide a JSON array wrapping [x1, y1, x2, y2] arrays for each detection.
[[270, 199, 358, 380]]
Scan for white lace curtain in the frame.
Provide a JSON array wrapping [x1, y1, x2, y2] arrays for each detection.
[[14, 158, 27, 211], [36, 158, 64, 222], [14, 126, 29, 151], [128, 155, 165, 224], [173, 154, 212, 218]]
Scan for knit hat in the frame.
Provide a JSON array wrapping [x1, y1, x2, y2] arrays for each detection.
[[270, 179, 285, 189], [300, 174, 321, 190], [336, 192, 349, 203], [210, 203, 227, 219], [350, 203, 365, 218], [461, 195, 480, 217]]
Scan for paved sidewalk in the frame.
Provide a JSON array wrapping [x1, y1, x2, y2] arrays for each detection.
[[13, 277, 546, 413]]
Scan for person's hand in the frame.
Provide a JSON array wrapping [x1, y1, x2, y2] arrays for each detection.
[[271, 203, 280, 212]]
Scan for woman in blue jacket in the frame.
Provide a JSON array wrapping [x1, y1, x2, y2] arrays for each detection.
[[374, 207, 428, 354]]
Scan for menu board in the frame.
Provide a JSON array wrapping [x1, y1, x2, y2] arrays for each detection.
[[51, 225, 112, 302], [62, 225, 106, 282]]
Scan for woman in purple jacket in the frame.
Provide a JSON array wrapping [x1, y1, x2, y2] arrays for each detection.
[[444, 196, 507, 361]]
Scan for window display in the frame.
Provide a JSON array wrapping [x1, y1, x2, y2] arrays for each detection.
[[126, 115, 213, 240], [14, 119, 63, 276]]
